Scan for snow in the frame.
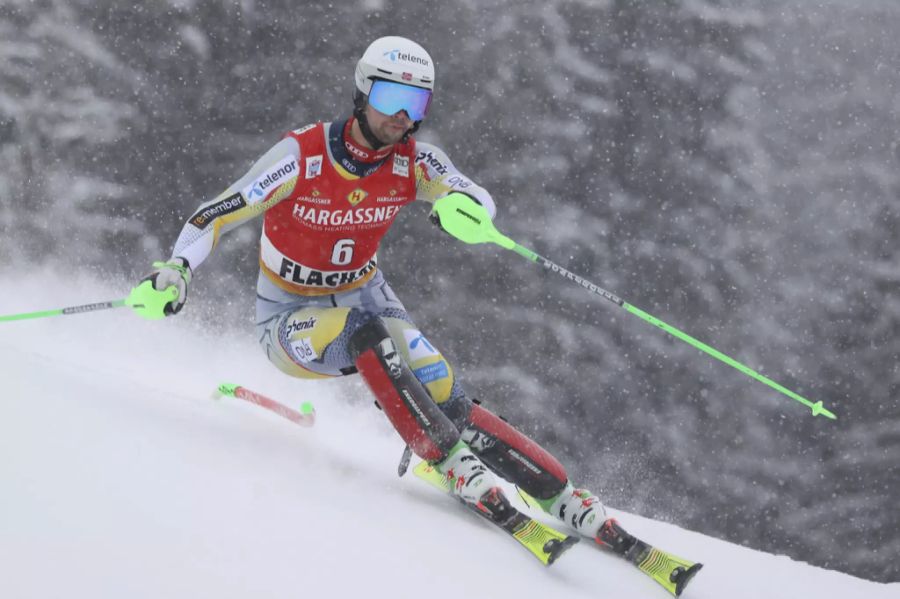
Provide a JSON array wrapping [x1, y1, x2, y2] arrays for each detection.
[[2, 270, 897, 599]]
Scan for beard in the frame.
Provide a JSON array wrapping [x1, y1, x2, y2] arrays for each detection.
[[372, 121, 410, 146]]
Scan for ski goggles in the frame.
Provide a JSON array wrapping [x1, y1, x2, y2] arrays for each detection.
[[367, 79, 433, 121]]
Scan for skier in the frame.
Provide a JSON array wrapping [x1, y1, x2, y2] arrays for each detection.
[[131, 36, 700, 595]]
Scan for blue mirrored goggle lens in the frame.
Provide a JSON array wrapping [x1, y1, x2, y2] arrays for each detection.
[[368, 80, 432, 121]]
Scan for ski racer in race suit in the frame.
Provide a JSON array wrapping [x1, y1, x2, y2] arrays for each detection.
[[135, 36, 680, 576]]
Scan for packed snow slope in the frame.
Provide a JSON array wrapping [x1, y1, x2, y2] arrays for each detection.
[[2, 270, 897, 599]]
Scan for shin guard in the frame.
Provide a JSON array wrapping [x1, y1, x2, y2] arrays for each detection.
[[462, 404, 568, 501], [349, 319, 460, 462]]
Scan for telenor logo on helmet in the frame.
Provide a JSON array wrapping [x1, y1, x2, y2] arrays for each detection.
[[383, 49, 429, 66]]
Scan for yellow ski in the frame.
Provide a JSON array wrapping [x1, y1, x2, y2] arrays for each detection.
[[413, 461, 578, 566]]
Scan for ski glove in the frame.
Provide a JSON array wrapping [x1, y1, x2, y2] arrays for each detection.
[[128, 257, 192, 320], [429, 192, 484, 234], [430, 192, 513, 248]]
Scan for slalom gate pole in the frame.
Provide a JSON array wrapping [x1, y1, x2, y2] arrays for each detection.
[[431, 194, 836, 420], [215, 383, 316, 427]]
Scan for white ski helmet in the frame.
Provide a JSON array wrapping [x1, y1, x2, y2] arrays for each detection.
[[354, 36, 435, 95]]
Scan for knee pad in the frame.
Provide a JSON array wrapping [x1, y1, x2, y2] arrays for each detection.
[[462, 403, 568, 501], [257, 306, 352, 379], [349, 318, 460, 462]]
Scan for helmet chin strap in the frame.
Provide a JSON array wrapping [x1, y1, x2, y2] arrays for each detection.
[[353, 90, 419, 148], [401, 121, 420, 143]]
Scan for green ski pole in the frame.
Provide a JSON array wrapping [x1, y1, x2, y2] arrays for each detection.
[[0, 298, 132, 322], [431, 193, 837, 420], [0, 285, 177, 323]]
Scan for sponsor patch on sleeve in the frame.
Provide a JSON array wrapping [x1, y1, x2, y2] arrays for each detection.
[[188, 192, 246, 229], [415, 150, 449, 180], [242, 155, 299, 204]]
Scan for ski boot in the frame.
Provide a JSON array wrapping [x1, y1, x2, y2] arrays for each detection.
[[431, 442, 578, 564], [549, 484, 703, 596], [436, 440, 513, 523]]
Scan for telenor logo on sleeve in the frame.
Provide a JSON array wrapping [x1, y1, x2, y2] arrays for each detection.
[[242, 155, 298, 203]]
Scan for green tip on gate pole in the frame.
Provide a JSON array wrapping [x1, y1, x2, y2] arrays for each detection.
[[431, 193, 837, 421], [217, 383, 240, 397], [215, 382, 316, 427]]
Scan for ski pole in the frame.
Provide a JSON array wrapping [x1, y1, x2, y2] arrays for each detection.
[[0, 298, 133, 322], [0, 284, 179, 323], [431, 193, 837, 420]]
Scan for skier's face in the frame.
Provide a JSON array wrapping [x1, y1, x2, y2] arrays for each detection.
[[365, 104, 414, 146]]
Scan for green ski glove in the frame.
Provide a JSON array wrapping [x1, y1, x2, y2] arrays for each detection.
[[429, 192, 514, 249], [127, 257, 192, 320]]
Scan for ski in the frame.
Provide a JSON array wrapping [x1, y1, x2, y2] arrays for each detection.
[[413, 461, 579, 566], [595, 518, 703, 598], [629, 544, 702, 597], [517, 487, 702, 597]]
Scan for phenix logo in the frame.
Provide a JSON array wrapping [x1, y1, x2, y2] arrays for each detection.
[[383, 49, 429, 66], [416, 151, 448, 177], [286, 317, 317, 335]]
